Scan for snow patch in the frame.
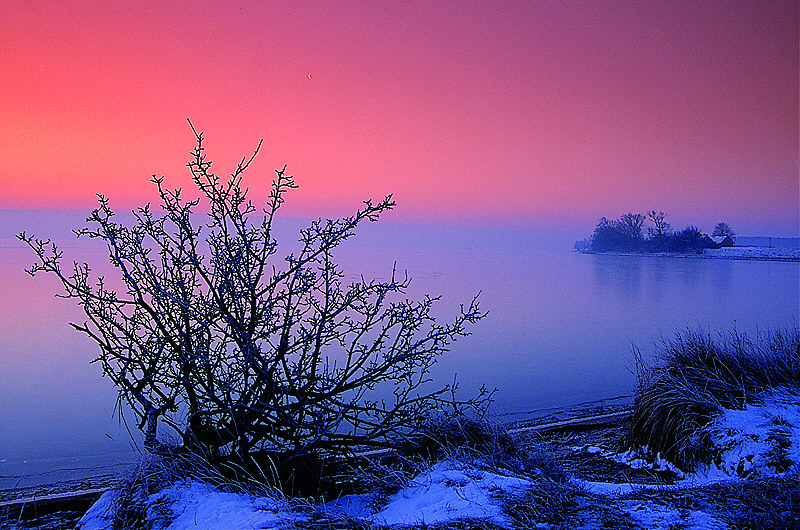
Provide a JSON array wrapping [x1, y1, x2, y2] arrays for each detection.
[[145, 481, 304, 530], [579, 480, 645, 496], [371, 460, 532, 528], [572, 444, 684, 477], [702, 246, 799, 260], [79, 462, 536, 530], [612, 446, 685, 477], [77, 490, 120, 530], [320, 493, 374, 519]]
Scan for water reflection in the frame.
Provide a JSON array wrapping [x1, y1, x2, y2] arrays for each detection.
[[592, 254, 644, 299], [591, 253, 736, 305]]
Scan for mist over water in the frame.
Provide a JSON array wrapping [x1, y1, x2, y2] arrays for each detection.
[[1, 210, 798, 483]]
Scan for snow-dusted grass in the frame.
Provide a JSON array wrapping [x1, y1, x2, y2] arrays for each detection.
[[626, 327, 799, 470], [72, 327, 800, 529], [77, 489, 120, 530], [692, 388, 800, 480], [76, 396, 800, 530], [77, 459, 540, 529], [576, 387, 800, 486], [75, 448, 286, 530], [564, 389, 799, 528]]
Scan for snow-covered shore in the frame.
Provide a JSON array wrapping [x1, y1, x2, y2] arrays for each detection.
[[74, 388, 800, 530], [577, 246, 800, 261], [701, 246, 800, 261]]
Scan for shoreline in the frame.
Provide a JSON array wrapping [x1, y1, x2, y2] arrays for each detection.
[[576, 248, 800, 262], [0, 396, 634, 507], [0, 407, 636, 526], [5, 387, 798, 529]]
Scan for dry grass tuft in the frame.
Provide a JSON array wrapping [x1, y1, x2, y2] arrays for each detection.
[[625, 327, 799, 470], [105, 446, 285, 529], [501, 475, 585, 528], [396, 415, 522, 468]]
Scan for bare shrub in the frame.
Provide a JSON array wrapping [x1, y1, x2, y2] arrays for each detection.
[[19, 123, 491, 494]]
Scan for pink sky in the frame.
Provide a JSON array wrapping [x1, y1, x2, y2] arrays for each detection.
[[1, 0, 797, 235]]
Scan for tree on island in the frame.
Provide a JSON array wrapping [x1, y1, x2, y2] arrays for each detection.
[[590, 213, 647, 252], [647, 210, 671, 238], [712, 222, 735, 239], [585, 211, 717, 254], [18, 123, 491, 494], [617, 213, 647, 244]]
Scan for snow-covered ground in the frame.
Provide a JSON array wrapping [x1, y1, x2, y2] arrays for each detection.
[[77, 462, 534, 530], [702, 246, 800, 260], [576, 388, 800, 487], [330, 461, 533, 528], [77, 389, 800, 530]]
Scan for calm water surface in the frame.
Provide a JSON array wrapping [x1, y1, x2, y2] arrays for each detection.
[[1, 214, 798, 486]]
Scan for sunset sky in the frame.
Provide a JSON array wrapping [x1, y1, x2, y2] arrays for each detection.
[[1, 0, 798, 235]]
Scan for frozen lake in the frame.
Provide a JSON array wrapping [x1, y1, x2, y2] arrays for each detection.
[[1, 210, 798, 488]]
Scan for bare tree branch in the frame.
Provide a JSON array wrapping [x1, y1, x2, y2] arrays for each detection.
[[16, 124, 491, 492]]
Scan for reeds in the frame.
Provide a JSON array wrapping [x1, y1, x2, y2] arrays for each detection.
[[625, 327, 800, 470]]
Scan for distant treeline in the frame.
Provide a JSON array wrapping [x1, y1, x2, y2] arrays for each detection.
[[576, 211, 723, 254]]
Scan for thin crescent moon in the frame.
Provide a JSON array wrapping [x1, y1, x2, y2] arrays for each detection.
[[307, 73, 312, 80]]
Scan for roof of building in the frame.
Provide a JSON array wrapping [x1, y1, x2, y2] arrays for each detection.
[[712, 235, 735, 245]]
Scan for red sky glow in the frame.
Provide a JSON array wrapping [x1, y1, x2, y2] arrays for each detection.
[[1, 0, 798, 235]]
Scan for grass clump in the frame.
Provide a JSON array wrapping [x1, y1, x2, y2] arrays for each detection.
[[625, 327, 800, 470], [501, 477, 585, 528], [701, 473, 800, 530], [103, 446, 284, 530], [398, 415, 519, 464]]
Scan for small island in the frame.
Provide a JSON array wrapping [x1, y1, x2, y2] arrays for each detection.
[[575, 212, 800, 261], [574, 211, 729, 254]]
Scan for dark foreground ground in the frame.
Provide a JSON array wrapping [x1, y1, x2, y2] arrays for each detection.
[[11, 395, 796, 529], [0, 398, 630, 529]]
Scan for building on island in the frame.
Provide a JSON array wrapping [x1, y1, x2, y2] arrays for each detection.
[[712, 235, 735, 247]]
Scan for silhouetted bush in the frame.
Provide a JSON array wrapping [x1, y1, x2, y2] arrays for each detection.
[[590, 214, 645, 252], [19, 123, 492, 495], [712, 222, 735, 238]]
